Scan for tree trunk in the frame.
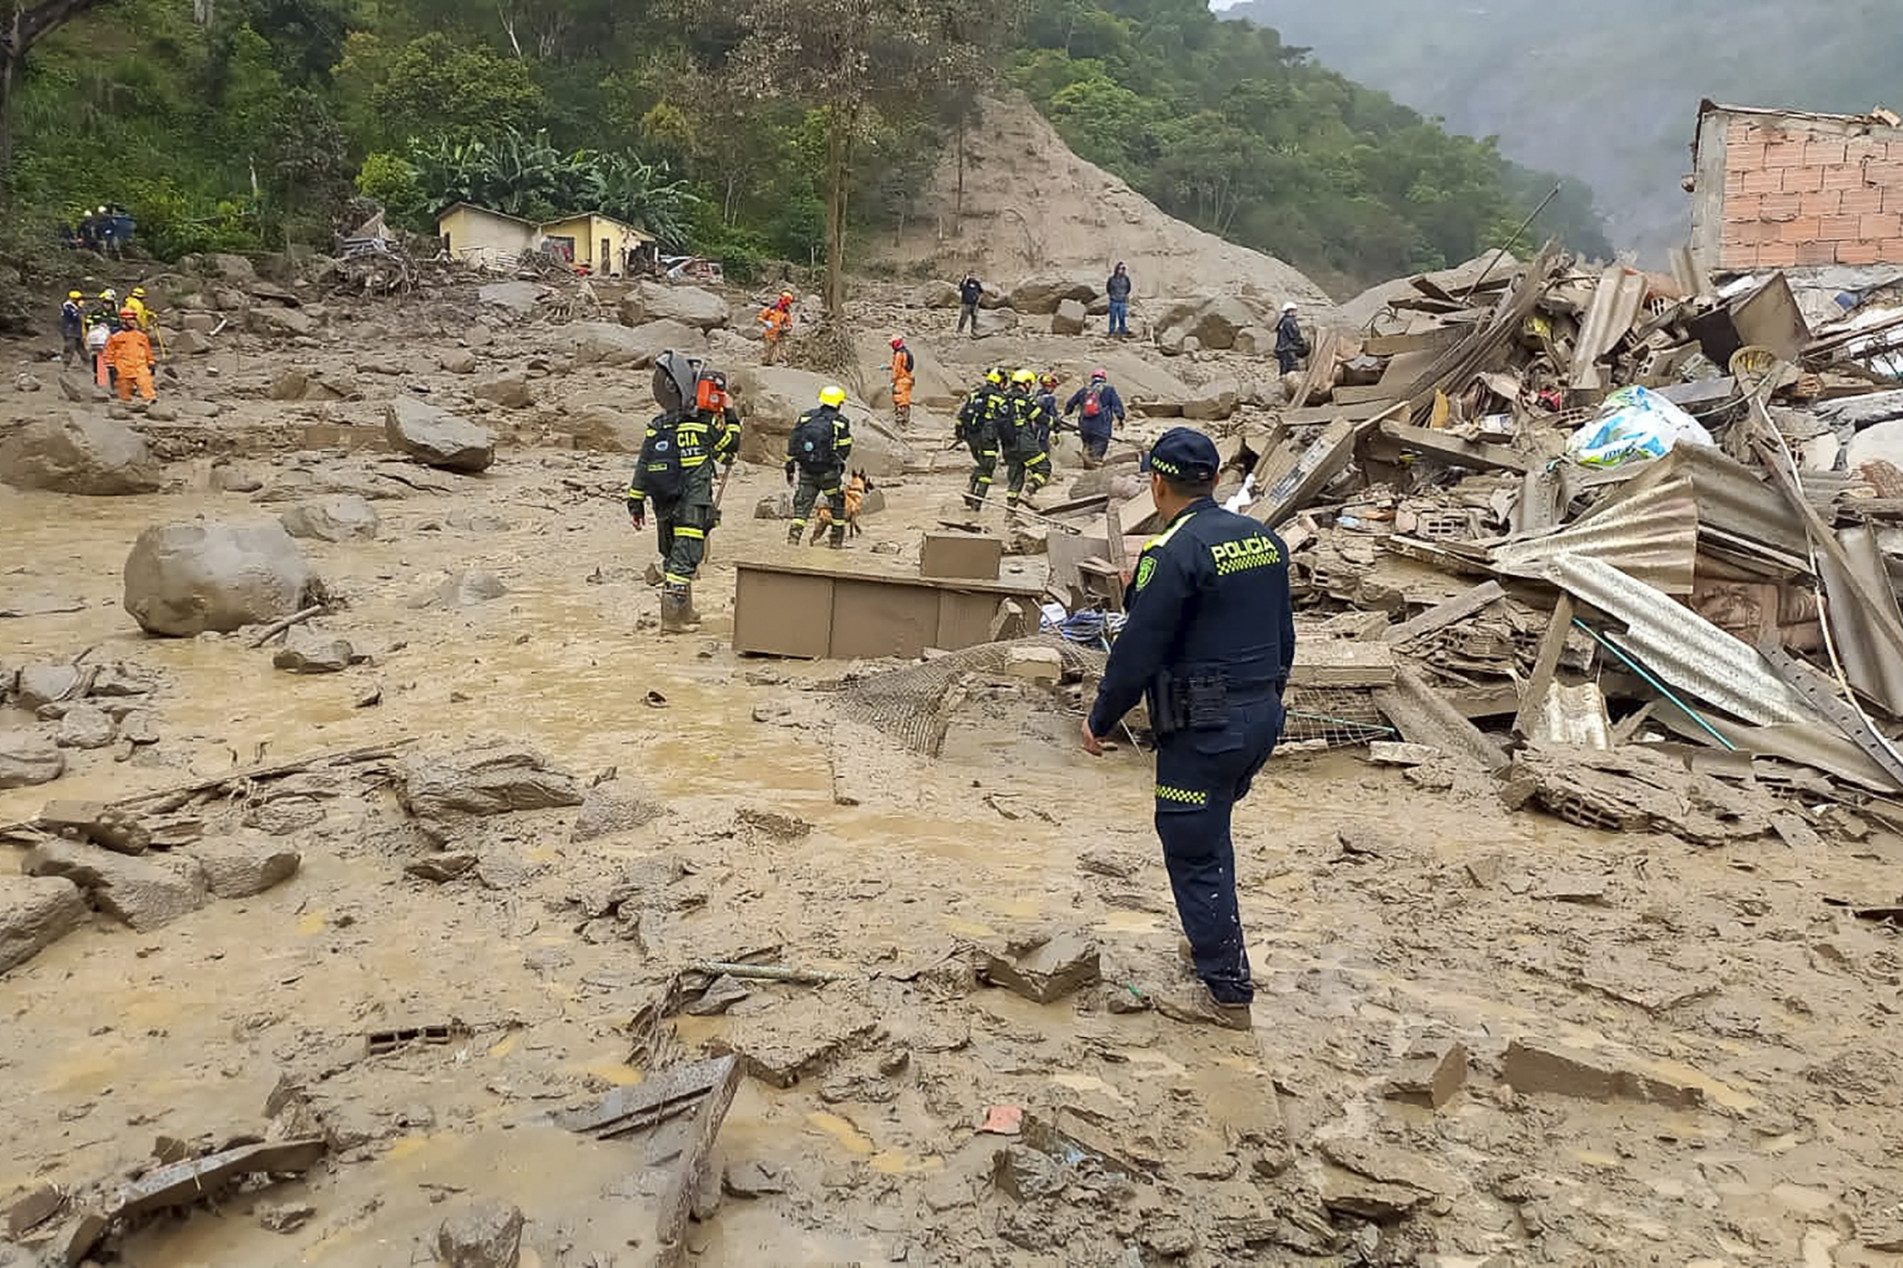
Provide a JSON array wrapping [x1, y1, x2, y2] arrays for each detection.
[[822, 104, 852, 317], [0, 49, 15, 197]]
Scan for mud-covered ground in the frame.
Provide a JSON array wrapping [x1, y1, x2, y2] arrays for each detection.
[[3, 281, 1902, 1268]]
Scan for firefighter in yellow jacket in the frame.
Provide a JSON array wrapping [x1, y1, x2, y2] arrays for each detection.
[[626, 352, 741, 632]]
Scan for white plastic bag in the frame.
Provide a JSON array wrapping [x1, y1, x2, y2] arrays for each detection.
[[1565, 385, 1714, 469]]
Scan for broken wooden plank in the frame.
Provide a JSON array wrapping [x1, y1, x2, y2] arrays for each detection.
[[1384, 581, 1506, 646], [653, 1056, 745, 1258], [562, 1055, 741, 1141], [1362, 326, 1468, 358], [1378, 420, 1529, 473], [1289, 640, 1397, 688], [116, 1139, 326, 1219], [1512, 595, 1576, 739]]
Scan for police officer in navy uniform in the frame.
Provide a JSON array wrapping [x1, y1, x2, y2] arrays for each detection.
[[1080, 427, 1295, 1029]]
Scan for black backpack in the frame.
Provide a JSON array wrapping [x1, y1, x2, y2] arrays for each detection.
[[638, 412, 691, 501], [791, 408, 837, 470]]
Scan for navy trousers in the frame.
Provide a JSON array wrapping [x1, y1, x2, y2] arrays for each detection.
[[1151, 696, 1284, 1005]]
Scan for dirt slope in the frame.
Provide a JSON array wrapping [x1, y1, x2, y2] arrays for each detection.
[[884, 93, 1335, 312]]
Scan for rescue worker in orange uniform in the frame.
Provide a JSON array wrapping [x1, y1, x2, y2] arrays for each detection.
[[889, 334, 915, 428], [104, 309, 156, 402], [759, 291, 793, 364]]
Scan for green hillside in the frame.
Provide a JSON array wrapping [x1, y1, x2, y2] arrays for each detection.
[[0, 0, 1611, 314], [1222, 0, 1903, 259]]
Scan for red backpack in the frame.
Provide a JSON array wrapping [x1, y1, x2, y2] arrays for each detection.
[[1082, 385, 1103, 419]]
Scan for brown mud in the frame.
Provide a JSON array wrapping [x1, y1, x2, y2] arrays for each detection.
[[1, 276, 1900, 1267]]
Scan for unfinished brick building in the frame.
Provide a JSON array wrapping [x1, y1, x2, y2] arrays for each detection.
[[1689, 99, 1903, 274]]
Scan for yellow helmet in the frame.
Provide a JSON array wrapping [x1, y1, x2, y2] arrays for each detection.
[[131, 287, 146, 298], [984, 367, 1004, 385], [818, 385, 847, 408], [1011, 369, 1035, 385], [67, 290, 81, 300]]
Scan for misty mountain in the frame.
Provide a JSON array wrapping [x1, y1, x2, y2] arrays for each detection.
[[1219, 0, 1902, 260]]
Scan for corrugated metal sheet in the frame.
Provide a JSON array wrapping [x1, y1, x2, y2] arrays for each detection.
[[1571, 267, 1651, 391], [1547, 555, 1818, 727], [1819, 525, 1903, 715], [1493, 477, 1699, 595], [1576, 444, 1811, 567]]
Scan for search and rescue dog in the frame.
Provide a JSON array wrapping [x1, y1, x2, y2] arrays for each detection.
[[810, 470, 873, 545]]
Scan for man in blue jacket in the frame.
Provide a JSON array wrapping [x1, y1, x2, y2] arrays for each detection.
[[1106, 262, 1132, 337], [1063, 368, 1125, 467], [1081, 428, 1294, 1029], [957, 273, 983, 338]]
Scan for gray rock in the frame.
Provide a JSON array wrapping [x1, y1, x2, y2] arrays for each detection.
[[272, 626, 353, 674], [472, 373, 532, 409], [247, 305, 316, 338], [412, 569, 507, 609], [1051, 298, 1087, 336], [24, 838, 208, 931], [1157, 325, 1189, 356], [978, 932, 1102, 1004], [912, 280, 960, 308], [400, 740, 585, 834], [384, 398, 496, 474], [1232, 325, 1272, 356], [123, 521, 313, 637], [55, 705, 117, 749], [211, 464, 264, 493], [441, 349, 478, 374], [619, 281, 731, 331], [571, 319, 706, 368], [16, 663, 81, 711], [204, 252, 256, 284], [1009, 275, 1097, 315], [0, 731, 65, 788], [191, 836, 301, 898], [571, 778, 665, 842], [405, 852, 478, 882], [0, 875, 86, 975], [436, 1200, 524, 1268], [477, 280, 546, 316], [119, 709, 161, 745], [172, 329, 212, 356], [1185, 296, 1255, 351], [1181, 377, 1240, 421], [268, 368, 310, 400], [280, 494, 380, 543], [566, 405, 645, 453], [1848, 419, 1903, 473], [993, 1145, 1070, 1201], [0, 412, 162, 495], [145, 403, 178, 422]]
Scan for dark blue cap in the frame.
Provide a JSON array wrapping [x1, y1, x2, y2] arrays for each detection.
[[1142, 427, 1220, 482]]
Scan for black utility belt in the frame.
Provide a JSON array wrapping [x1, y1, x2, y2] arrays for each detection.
[[1149, 672, 1282, 736]]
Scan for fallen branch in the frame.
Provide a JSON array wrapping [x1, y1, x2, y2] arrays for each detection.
[[112, 738, 418, 809], [248, 605, 326, 648], [689, 961, 841, 984]]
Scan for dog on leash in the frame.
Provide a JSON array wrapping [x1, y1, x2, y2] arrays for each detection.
[[810, 469, 872, 544]]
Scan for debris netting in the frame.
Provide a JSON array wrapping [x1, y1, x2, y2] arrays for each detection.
[[834, 636, 1104, 756]]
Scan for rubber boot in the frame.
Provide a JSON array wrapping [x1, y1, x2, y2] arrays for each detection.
[[895, 404, 911, 428], [828, 524, 846, 550], [659, 581, 700, 634], [786, 523, 802, 545]]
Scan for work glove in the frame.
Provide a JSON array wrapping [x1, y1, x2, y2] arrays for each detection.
[[628, 505, 645, 531]]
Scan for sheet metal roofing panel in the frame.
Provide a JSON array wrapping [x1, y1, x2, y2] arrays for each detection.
[[1819, 525, 1903, 716], [1547, 555, 1818, 727], [1570, 267, 1650, 391], [1494, 477, 1699, 596], [1576, 445, 1810, 564]]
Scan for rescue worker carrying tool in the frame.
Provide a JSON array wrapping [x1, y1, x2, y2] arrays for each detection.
[[786, 385, 854, 549], [759, 291, 793, 364], [955, 367, 1006, 510], [59, 291, 84, 366], [888, 334, 915, 428], [124, 286, 152, 332], [1080, 427, 1294, 1031], [626, 350, 741, 633], [105, 309, 157, 403], [1064, 368, 1126, 467], [1000, 369, 1052, 511]]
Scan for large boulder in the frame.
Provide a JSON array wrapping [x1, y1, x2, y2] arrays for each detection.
[[247, 305, 317, 338], [619, 281, 730, 331], [1181, 377, 1240, 421], [571, 319, 705, 368], [912, 280, 961, 308], [1233, 326, 1272, 356], [477, 281, 546, 316], [1052, 298, 1087, 336], [191, 835, 302, 898], [384, 398, 496, 473], [0, 875, 86, 975], [472, 372, 533, 410], [0, 731, 64, 789], [24, 838, 208, 932], [1186, 297, 1256, 351], [280, 494, 380, 542], [273, 626, 353, 674], [566, 404, 646, 454], [1009, 275, 1097, 315], [733, 366, 844, 463], [123, 521, 313, 637], [0, 412, 161, 495]]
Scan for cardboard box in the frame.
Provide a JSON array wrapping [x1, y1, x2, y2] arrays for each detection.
[[919, 532, 1003, 580]]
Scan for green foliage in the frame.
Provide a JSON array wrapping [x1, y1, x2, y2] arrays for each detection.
[[364, 34, 544, 150], [355, 152, 429, 230]]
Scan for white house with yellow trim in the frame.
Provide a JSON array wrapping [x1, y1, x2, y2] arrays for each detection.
[[435, 204, 655, 277]]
